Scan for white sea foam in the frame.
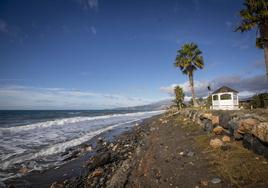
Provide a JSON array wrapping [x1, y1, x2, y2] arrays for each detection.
[[0, 110, 164, 134], [0, 110, 164, 173], [0, 118, 141, 170]]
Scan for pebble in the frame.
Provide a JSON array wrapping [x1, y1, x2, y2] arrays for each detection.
[[211, 177, 221, 184], [179, 151, 184, 155], [187, 151, 194, 157]]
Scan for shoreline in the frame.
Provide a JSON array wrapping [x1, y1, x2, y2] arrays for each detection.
[[3, 110, 268, 188], [3, 115, 161, 188]]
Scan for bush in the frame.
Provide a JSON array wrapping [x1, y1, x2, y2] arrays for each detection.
[[250, 93, 268, 108]]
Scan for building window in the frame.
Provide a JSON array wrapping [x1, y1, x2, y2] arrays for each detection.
[[220, 94, 232, 100], [213, 95, 218, 100], [233, 94, 237, 100]]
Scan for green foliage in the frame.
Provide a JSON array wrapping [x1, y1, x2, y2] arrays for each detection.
[[174, 43, 204, 76], [236, 0, 268, 48], [250, 93, 268, 108], [206, 95, 212, 108], [173, 86, 185, 109]]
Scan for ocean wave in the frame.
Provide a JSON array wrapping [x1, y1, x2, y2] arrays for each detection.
[[0, 118, 144, 170], [0, 110, 164, 134]]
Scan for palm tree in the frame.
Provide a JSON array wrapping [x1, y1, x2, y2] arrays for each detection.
[[236, 0, 268, 79], [174, 43, 204, 107], [174, 85, 185, 109]]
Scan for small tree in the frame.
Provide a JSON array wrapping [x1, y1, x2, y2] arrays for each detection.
[[251, 93, 268, 108], [173, 86, 185, 109], [206, 95, 212, 108]]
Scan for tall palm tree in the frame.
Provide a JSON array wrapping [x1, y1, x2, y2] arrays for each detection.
[[236, 0, 268, 79], [174, 43, 204, 107]]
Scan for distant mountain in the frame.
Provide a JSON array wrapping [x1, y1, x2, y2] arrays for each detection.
[[116, 99, 173, 111]]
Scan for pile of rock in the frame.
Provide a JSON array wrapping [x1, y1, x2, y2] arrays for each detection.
[[49, 122, 151, 188], [178, 109, 268, 158]]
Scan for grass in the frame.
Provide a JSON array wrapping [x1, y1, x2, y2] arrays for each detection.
[[172, 114, 268, 187], [174, 116, 200, 132], [195, 134, 268, 187]]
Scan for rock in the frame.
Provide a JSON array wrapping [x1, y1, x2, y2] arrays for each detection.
[[213, 126, 224, 135], [179, 151, 184, 156], [211, 177, 221, 184], [91, 168, 103, 177], [187, 151, 195, 157], [228, 119, 239, 135], [211, 115, 219, 125], [89, 152, 113, 169], [243, 134, 268, 158], [221, 144, 231, 151], [80, 145, 92, 153], [200, 179, 208, 186], [200, 113, 213, 120], [50, 181, 65, 188], [63, 150, 80, 161], [219, 113, 232, 129], [222, 135, 231, 142], [18, 166, 31, 174], [210, 138, 223, 149], [238, 118, 259, 134], [252, 122, 268, 143], [233, 131, 243, 140], [202, 119, 213, 132], [112, 144, 118, 151]]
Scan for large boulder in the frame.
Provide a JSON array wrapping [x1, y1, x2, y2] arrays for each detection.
[[200, 113, 213, 120], [200, 113, 219, 126], [237, 118, 259, 134], [243, 134, 268, 159], [219, 113, 232, 129], [210, 138, 223, 149], [202, 119, 213, 132], [252, 122, 268, 143], [211, 115, 219, 126], [213, 126, 224, 135]]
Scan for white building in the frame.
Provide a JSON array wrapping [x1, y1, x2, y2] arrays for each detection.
[[211, 86, 239, 110]]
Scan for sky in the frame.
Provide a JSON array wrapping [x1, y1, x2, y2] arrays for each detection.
[[0, 0, 267, 110]]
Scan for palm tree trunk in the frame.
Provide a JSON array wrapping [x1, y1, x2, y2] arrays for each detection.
[[189, 74, 198, 107], [264, 44, 268, 80], [260, 23, 268, 80]]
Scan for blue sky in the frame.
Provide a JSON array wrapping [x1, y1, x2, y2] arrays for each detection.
[[0, 0, 267, 109]]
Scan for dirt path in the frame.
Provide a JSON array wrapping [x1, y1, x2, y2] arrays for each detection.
[[124, 116, 230, 188]]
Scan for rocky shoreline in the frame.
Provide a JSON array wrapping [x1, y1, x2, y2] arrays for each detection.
[[47, 115, 160, 188], [4, 109, 268, 188]]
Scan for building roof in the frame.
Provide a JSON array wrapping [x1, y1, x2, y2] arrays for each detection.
[[212, 86, 238, 94]]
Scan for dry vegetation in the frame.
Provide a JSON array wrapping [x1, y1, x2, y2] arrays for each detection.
[[175, 115, 268, 188]]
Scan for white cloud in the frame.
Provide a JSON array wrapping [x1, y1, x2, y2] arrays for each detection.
[[74, 0, 99, 11], [160, 80, 209, 97], [90, 26, 97, 35], [160, 74, 268, 99], [0, 85, 152, 110]]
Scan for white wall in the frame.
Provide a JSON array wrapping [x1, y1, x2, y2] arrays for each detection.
[[212, 92, 239, 110]]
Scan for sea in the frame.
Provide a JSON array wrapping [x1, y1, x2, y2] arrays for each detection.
[[0, 109, 164, 182]]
